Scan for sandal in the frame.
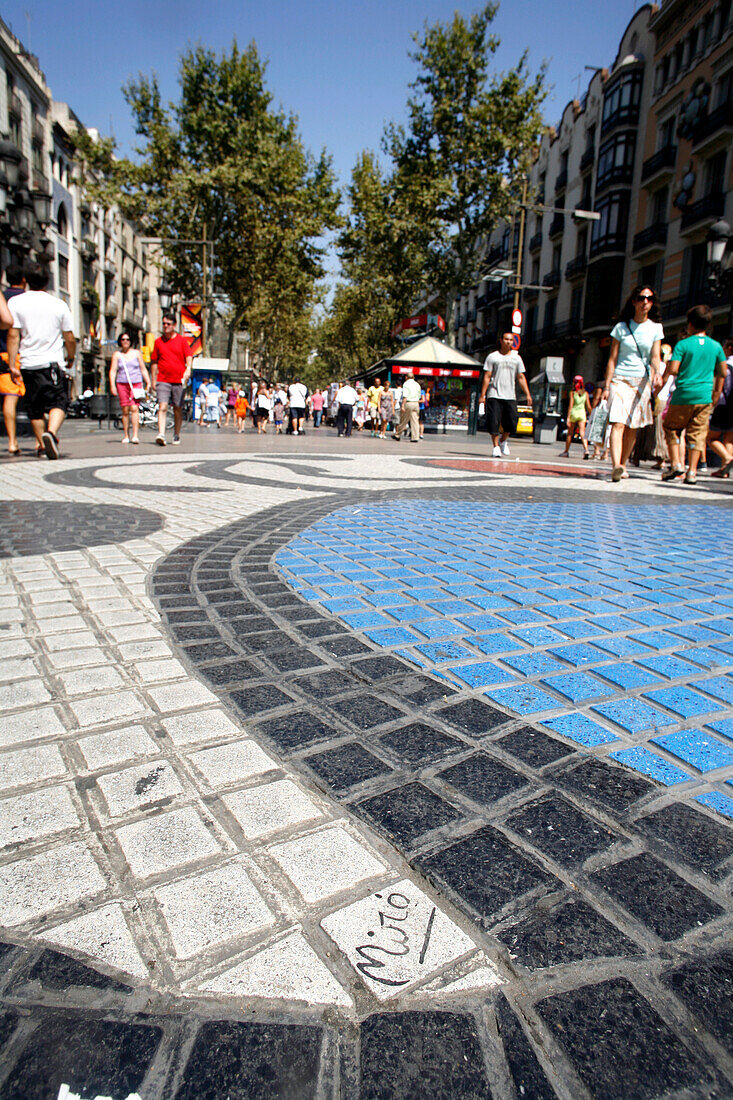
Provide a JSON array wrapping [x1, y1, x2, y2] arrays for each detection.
[[611, 466, 625, 482], [711, 460, 733, 479], [7, 447, 20, 456], [661, 466, 685, 482]]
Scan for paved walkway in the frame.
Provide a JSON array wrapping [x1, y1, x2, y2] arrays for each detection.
[[0, 427, 731, 1099]]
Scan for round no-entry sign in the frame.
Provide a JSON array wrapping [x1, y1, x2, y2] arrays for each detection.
[[511, 308, 523, 328]]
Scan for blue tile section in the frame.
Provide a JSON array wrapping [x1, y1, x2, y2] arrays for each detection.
[[643, 686, 717, 719], [543, 713, 619, 747], [592, 698, 676, 735], [610, 747, 692, 786], [651, 729, 733, 773], [485, 683, 561, 715], [695, 792, 733, 819]]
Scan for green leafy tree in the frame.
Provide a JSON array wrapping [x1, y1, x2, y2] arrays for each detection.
[[74, 42, 341, 372]]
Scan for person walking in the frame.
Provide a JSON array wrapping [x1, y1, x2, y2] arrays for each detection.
[[379, 383, 395, 438], [335, 380, 357, 436], [6, 263, 73, 460], [602, 285, 663, 482], [561, 376, 591, 457], [709, 337, 733, 478], [310, 387, 324, 428], [109, 332, 150, 445], [479, 331, 533, 457], [393, 370, 421, 442], [660, 304, 727, 484], [225, 383, 237, 426], [204, 376, 223, 427], [151, 313, 192, 446], [288, 378, 308, 435], [234, 388, 249, 433], [254, 382, 271, 433], [0, 264, 27, 455], [367, 377, 383, 435]]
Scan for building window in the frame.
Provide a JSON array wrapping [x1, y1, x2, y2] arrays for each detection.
[[639, 260, 662, 292], [576, 229, 587, 258], [601, 70, 642, 132], [58, 256, 69, 292], [650, 186, 668, 225], [658, 115, 675, 149], [705, 149, 727, 195], [531, 258, 539, 284], [716, 68, 733, 108], [596, 131, 636, 189], [543, 296, 556, 331], [552, 244, 561, 273], [571, 286, 583, 325], [57, 203, 68, 239], [590, 190, 630, 254]]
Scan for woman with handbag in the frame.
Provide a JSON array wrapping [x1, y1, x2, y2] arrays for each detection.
[[602, 285, 663, 482], [109, 332, 151, 444]]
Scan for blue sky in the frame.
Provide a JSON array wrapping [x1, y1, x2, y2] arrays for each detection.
[[7, 0, 648, 186]]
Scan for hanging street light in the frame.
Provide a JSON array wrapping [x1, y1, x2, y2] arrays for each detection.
[[157, 280, 174, 312]]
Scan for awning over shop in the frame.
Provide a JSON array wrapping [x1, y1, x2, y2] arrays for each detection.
[[363, 335, 484, 381]]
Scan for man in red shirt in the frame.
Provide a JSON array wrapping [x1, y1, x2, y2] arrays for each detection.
[[151, 313, 193, 445]]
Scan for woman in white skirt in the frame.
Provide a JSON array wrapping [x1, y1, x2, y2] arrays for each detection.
[[602, 285, 663, 482]]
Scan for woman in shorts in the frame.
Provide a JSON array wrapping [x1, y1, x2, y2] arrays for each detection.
[[109, 332, 150, 444], [254, 382, 271, 434]]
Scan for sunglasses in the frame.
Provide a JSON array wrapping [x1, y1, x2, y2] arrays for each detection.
[[635, 294, 654, 301]]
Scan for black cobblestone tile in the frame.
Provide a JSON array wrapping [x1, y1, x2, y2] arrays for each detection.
[[265, 648, 327, 673], [591, 852, 724, 940], [662, 950, 733, 1052], [393, 676, 458, 705], [2, 1014, 162, 1100], [180, 640, 237, 661], [556, 757, 656, 815], [359, 1011, 489, 1099], [435, 698, 508, 736], [0, 1010, 18, 1048], [355, 782, 462, 846], [229, 685, 295, 718], [635, 803, 733, 878], [495, 996, 558, 1100], [16, 950, 132, 994], [497, 726, 574, 768], [174, 1020, 322, 1099], [226, 615, 274, 634], [379, 722, 465, 765], [496, 895, 642, 969], [163, 609, 210, 625], [171, 624, 219, 642], [349, 655, 412, 683], [199, 659, 262, 686], [418, 826, 559, 922], [505, 794, 620, 868], [304, 742, 394, 791], [333, 695, 405, 731], [294, 669, 358, 699], [439, 752, 529, 807], [297, 620, 342, 639], [536, 978, 710, 1100], [320, 635, 372, 658], [254, 709, 338, 752]]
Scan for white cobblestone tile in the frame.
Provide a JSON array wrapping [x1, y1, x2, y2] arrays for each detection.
[[96, 761, 184, 818], [106, 623, 163, 644], [0, 841, 107, 925], [58, 666, 126, 697], [118, 640, 173, 661], [96, 609, 149, 628], [0, 706, 66, 748], [39, 901, 151, 981], [269, 825, 388, 903], [28, 588, 73, 604], [195, 931, 352, 1006], [70, 690, 151, 728], [45, 646, 108, 670], [86, 597, 134, 613], [133, 658, 188, 684], [147, 680, 219, 713], [115, 805, 224, 879], [0, 744, 67, 791], [0, 784, 82, 848], [0, 657, 39, 682], [153, 859, 276, 959], [161, 708, 243, 747], [223, 779, 325, 840], [0, 638, 34, 659], [0, 680, 51, 710], [76, 725, 161, 770], [32, 602, 79, 621], [0, 607, 23, 623], [189, 739, 277, 788], [321, 880, 478, 1000], [44, 630, 99, 651], [39, 614, 89, 634]]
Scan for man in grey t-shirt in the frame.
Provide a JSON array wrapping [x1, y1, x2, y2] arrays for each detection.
[[479, 331, 532, 457]]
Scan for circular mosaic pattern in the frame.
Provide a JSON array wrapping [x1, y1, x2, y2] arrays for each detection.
[[0, 501, 163, 557]]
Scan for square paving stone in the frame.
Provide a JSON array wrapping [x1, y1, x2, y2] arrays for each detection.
[[315, 636, 369, 660], [378, 722, 465, 765], [333, 695, 405, 730], [436, 698, 509, 736], [255, 709, 337, 753], [651, 729, 733, 773], [269, 825, 386, 902], [265, 648, 327, 673], [17, 948, 132, 993], [540, 671, 616, 703], [591, 698, 675, 735], [1, 1014, 162, 1100], [594, 662, 662, 690], [223, 779, 324, 839], [115, 806, 223, 879], [635, 802, 733, 877], [359, 1011, 489, 1099], [557, 758, 656, 815], [439, 751, 529, 806], [498, 726, 574, 767], [304, 742, 393, 791], [393, 675, 457, 705], [229, 684, 295, 718], [497, 895, 641, 969], [418, 826, 558, 922], [189, 739, 277, 787], [96, 762, 184, 818], [662, 950, 733, 1052], [298, 620, 341, 639], [610, 746, 691, 786], [486, 683, 561, 715], [350, 655, 411, 682], [294, 669, 358, 699], [536, 978, 709, 1100], [643, 685, 718, 719], [542, 712, 619, 747], [174, 1020, 322, 1100], [200, 659, 262, 686], [495, 996, 557, 1100], [590, 852, 724, 939], [505, 794, 619, 868], [355, 782, 461, 846]]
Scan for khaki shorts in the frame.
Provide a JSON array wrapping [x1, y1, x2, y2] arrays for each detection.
[[663, 403, 712, 452]]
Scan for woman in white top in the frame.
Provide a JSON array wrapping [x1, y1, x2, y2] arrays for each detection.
[[109, 332, 151, 444], [602, 285, 663, 482], [255, 382, 271, 434]]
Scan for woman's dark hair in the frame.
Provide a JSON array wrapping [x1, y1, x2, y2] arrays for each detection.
[[117, 331, 136, 347], [619, 284, 662, 325]]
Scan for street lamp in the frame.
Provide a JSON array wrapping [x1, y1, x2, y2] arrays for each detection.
[[31, 187, 53, 229], [0, 138, 22, 189], [157, 281, 174, 312], [707, 219, 732, 297]]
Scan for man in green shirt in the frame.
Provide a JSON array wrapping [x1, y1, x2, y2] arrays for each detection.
[[661, 304, 727, 484]]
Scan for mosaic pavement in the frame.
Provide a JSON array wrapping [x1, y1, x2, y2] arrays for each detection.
[[0, 449, 732, 1098]]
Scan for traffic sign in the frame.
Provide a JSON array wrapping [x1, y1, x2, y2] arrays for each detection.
[[512, 334, 521, 350], [511, 308, 523, 328]]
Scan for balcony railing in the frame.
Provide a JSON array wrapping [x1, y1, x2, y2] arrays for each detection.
[[105, 297, 118, 317], [601, 103, 640, 135], [565, 255, 587, 279], [537, 323, 556, 343], [555, 169, 568, 193], [8, 92, 22, 119], [548, 213, 565, 238], [467, 308, 476, 323], [486, 244, 504, 267], [542, 269, 562, 289], [485, 282, 502, 303], [580, 147, 595, 172], [589, 230, 628, 257], [641, 144, 677, 182], [80, 238, 98, 261], [32, 117, 44, 147], [661, 294, 692, 321], [692, 101, 733, 148], [632, 222, 668, 253], [680, 192, 725, 231], [596, 164, 634, 191], [555, 319, 582, 339], [528, 231, 543, 252], [524, 286, 539, 301]]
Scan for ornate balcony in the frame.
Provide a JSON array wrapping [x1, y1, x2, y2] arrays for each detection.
[[528, 231, 543, 252], [680, 192, 725, 232], [565, 256, 587, 280], [641, 144, 676, 183], [632, 222, 668, 254], [548, 214, 565, 239], [692, 101, 733, 150], [542, 269, 562, 289]]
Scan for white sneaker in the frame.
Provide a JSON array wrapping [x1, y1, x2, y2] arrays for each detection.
[[492, 445, 501, 458], [501, 440, 510, 456]]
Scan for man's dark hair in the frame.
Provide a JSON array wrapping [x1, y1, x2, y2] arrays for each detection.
[[25, 263, 49, 292], [5, 263, 25, 286], [688, 304, 712, 331], [500, 330, 514, 340], [162, 313, 176, 324]]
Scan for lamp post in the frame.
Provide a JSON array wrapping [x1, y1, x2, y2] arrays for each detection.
[[707, 219, 732, 330], [0, 136, 54, 262], [157, 280, 174, 313], [142, 236, 212, 355]]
